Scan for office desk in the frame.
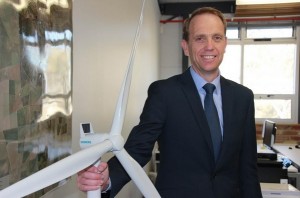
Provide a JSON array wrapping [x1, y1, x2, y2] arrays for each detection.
[[272, 144, 300, 190], [272, 144, 300, 171]]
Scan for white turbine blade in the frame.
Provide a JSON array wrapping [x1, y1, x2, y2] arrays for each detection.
[[0, 140, 113, 198], [114, 149, 160, 198], [110, 0, 145, 136]]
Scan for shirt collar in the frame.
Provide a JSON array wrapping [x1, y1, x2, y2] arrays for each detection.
[[190, 66, 221, 94]]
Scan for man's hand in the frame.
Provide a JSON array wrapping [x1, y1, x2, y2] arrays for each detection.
[[77, 162, 110, 192]]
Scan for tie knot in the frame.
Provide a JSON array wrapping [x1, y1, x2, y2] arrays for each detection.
[[203, 83, 216, 94]]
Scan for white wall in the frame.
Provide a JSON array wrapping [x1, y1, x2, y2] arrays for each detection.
[[44, 0, 160, 197], [159, 16, 183, 79]]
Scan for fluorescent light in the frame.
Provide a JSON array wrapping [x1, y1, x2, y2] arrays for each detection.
[[237, 0, 300, 5]]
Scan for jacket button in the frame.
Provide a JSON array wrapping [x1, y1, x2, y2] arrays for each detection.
[[211, 173, 217, 180]]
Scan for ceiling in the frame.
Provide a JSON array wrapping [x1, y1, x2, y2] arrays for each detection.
[[158, 0, 235, 17], [157, 0, 300, 18]]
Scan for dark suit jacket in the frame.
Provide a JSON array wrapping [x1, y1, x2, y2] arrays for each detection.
[[107, 69, 262, 198]]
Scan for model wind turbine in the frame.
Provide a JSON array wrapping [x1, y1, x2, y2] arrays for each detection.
[[0, 0, 160, 197]]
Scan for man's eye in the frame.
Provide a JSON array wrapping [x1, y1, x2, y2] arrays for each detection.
[[195, 36, 206, 42], [213, 35, 223, 42]]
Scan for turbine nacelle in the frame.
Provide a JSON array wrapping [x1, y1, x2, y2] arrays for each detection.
[[80, 123, 124, 151]]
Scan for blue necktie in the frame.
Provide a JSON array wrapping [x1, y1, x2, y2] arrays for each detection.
[[203, 83, 222, 161]]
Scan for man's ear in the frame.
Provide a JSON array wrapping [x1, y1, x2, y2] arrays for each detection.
[[181, 40, 189, 56]]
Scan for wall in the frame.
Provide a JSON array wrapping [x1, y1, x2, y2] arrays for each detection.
[[0, 1, 72, 197], [44, 0, 160, 197], [256, 124, 300, 144], [159, 16, 183, 79]]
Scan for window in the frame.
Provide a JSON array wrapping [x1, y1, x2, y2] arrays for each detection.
[[247, 26, 293, 38], [226, 27, 240, 39], [220, 25, 299, 124]]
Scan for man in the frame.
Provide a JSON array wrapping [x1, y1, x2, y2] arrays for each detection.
[[77, 7, 262, 198]]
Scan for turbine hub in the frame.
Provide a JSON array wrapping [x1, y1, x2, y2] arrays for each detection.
[[110, 135, 124, 151]]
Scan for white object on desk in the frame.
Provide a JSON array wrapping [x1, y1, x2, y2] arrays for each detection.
[[261, 183, 300, 198], [288, 165, 298, 173]]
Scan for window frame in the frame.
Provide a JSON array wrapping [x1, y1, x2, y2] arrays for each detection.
[[225, 24, 300, 124]]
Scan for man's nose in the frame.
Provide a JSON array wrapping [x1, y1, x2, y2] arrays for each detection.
[[204, 38, 214, 50]]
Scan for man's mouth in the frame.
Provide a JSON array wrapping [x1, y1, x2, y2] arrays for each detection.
[[202, 55, 216, 60]]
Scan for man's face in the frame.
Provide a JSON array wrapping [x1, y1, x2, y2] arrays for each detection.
[[181, 13, 227, 80]]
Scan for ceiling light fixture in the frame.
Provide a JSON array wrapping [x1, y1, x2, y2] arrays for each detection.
[[235, 0, 300, 17], [236, 0, 300, 5]]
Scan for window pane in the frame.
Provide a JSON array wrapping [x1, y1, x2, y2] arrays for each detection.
[[220, 45, 241, 83], [243, 44, 296, 94], [247, 26, 293, 38], [226, 27, 239, 39], [255, 99, 291, 119]]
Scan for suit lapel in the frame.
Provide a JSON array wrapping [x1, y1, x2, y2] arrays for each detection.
[[217, 77, 235, 167], [178, 70, 215, 159]]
